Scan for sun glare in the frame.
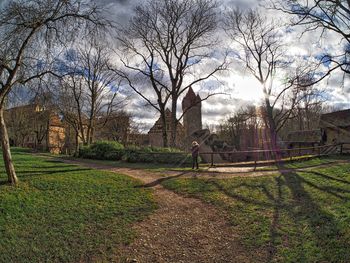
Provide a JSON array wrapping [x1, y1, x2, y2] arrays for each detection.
[[234, 76, 264, 102]]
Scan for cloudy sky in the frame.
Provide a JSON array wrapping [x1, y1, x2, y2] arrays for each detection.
[[92, 0, 350, 132]]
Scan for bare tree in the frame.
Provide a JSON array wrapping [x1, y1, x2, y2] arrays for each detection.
[[96, 111, 131, 144], [57, 73, 85, 154], [224, 8, 316, 150], [116, 0, 226, 147], [271, 0, 350, 76], [79, 42, 121, 145], [218, 106, 261, 150], [296, 87, 326, 131], [56, 42, 122, 153], [0, 0, 104, 185]]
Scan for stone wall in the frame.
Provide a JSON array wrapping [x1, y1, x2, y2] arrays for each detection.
[[147, 109, 184, 148], [48, 126, 66, 154]]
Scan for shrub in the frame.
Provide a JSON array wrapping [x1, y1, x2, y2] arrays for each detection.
[[79, 141, 200, 165], [79, 141, 124, 160], [123, 149, 198, 165]]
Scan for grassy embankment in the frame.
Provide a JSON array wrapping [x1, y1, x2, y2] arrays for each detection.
[[0, 148, 156, 262]]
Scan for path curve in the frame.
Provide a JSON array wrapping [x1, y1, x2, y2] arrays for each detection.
[[57, 158, 349, 263], [60, 159, 262, 263]]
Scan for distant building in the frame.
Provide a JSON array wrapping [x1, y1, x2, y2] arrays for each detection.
[[127, 133, 150, 146], [145, 87, 203, 148], [281, 108, 350, 154], [182, 87, 202, 137], [285, 129, 322, 148], [147, 108, 184, 147], [319, 109, 350, 144], [5, 104, 65, 154]]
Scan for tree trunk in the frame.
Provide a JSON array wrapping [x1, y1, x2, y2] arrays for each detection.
[[0, 107, 18, 185], [264, 100, 280, 160], [75, 130, 80, 157], [86, 126, 91, 146], [160, 110, 168, 147], [170, 100, 178, 148], [89, 124, 95, 144]]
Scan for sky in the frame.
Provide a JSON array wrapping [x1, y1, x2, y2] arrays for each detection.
[[27, 0, 350, 132], [1, 0, 349, 132]]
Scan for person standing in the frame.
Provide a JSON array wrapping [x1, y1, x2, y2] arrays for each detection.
[[191, 141, 200, 169]]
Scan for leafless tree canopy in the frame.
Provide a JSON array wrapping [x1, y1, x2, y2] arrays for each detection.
[[271, 0, 350, 75], [224, 8, 321, 148], [0, 0, 105, 185], [218, 105, 262, 150], [117, 0, 226, 147], [54, 40, 123, 151]]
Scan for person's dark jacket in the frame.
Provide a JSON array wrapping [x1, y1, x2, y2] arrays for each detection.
[[191, 144, 199, 157]]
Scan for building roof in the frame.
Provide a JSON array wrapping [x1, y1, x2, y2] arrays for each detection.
[[148, 109, 183, 134], [6, 104, 65, 128], [320, 109, 350, 128], [182, 87, 201, 109], [285, 129, 321, 143]]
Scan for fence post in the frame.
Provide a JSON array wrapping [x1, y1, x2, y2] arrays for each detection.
[[211, 153, 214, 167], [289, 149, 292, 161], [340, 143, 343, 154]]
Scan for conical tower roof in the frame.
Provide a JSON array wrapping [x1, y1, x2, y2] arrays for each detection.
[[182, 87, 201, 109]]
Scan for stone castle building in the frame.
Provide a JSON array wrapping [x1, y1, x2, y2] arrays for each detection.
[[146, 87, 202, 148], [147, 109, 184, 147], [284, 108, 350, 153], [182, 87, 202, 137]]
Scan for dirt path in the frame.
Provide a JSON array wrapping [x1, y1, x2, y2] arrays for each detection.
[[60, 159, 262, 263], [58, 158, 349, 263]]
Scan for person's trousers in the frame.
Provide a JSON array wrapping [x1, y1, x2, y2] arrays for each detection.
[[192, 156, 198, 169]]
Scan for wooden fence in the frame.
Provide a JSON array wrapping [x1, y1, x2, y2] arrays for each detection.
[[200, 143, 349, 167]]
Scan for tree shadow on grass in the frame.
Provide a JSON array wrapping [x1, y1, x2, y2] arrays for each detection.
[[192, 162, 350, 262], [135, 171, 191, 188], [15, 168, 92, 178], [206, 178, 285, 262], [304, 170, 350, 185], [276, 162, 350, 262]]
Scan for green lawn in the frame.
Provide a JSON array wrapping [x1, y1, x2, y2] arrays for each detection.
[[0, 148, 156, 263], [161, 158, 350, 262]]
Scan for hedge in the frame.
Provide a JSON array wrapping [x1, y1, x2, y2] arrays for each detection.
[[79, 141, 124, 160], [78, 141, 198, 164], [122, 149, 194, 164]]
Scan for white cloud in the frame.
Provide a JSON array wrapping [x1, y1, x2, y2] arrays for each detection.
[[92, 0, 348, 133]]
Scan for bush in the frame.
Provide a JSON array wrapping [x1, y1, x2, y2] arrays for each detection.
[[123, 149, 198, 165], [79, 141, 200, 165], [79, 141, 124, 160]]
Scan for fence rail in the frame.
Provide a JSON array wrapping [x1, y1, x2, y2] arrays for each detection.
[[200, 143, 348, 167]]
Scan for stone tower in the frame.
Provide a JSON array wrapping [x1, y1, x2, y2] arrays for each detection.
[[182, 87, 202, 137]]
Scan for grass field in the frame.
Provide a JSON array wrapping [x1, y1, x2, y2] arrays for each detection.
[[0, 148, 156, 263], [161, 157, 350, 262]]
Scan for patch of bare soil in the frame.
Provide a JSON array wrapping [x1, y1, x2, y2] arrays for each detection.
[[119, 183, 255, 263]]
